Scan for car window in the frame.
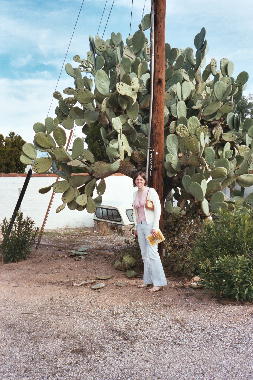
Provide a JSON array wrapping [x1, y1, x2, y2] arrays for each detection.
[[111, 209, 121, 222], [95, 207, 102, 219], [95, 207, 122, 223], [126, 209, 134, 222], [102, 208, 108, 220]]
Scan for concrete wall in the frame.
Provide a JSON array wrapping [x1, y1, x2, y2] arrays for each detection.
[[0, 174, 134, 229]]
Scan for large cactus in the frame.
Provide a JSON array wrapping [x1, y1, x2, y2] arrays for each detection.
[[21, 17, 253, 216]]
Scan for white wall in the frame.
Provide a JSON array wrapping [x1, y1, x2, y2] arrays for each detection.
[[0, 175, 134, 229]]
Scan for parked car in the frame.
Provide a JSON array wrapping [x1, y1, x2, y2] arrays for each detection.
[[93, 202, 134, 234]]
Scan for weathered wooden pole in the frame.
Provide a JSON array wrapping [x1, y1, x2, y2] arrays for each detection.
[[149, 0, 166, 202]]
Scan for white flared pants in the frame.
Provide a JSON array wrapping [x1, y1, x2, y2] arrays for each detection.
[[137, 222, 167, 287]]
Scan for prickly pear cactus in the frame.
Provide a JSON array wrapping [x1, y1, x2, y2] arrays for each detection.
[[21, 16, 253, 216], [164, 27, 253, 216]]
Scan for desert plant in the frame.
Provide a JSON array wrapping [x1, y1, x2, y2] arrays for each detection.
[[0, 213, 38, 263], [163, 213, 203, 276], [191, 206, 253, 269], [200, 255, 253, 301], [113, 238, 141, 277], [20, 18, 253, 218]]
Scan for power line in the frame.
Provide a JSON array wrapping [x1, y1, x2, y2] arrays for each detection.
[[141, 0, 147, 19], [37, 0, 86, 248], [46, 0, 86, 117], [102, 0, 116, 39], [129, 0, 134, 36], [97, 0, 109, 36]]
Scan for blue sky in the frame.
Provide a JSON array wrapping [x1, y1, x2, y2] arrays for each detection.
[[1, 0, 253, 142]]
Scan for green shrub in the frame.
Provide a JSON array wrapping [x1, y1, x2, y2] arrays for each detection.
[[200, 255, 253, 301], [191, 206, 253, 268], [113, 239, 142, 277], [163, 213, 203, 277], [0, 212, 38, 263]]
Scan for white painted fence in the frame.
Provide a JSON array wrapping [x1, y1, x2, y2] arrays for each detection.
[[0, 174, 134, 229]]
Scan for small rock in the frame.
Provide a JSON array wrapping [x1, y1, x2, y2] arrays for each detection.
[[76, 245, 88, 252], [191, 276, 201, 282], [189, 282, 204, 289], [125, 270, 137, 278], [73, 280, 96, 287], [95, 275, 113, 280], [69, 250, 89, 257], [114, 281, 127, 287], [90, 283, 106, 290], [188, 275, 204, 289]]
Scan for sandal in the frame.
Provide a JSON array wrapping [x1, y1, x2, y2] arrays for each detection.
[[148, 286, 163, 292]]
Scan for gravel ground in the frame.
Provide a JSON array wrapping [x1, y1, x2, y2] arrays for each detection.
[[0, 228, 253, 380]]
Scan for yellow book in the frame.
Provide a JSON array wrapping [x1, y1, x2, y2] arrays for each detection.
[[147, 229, 165, 245]]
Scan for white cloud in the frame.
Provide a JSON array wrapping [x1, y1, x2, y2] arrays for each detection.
[[10, 54, 33, 68], [0, 78, 71, 142], [1, 0, 253, 147]]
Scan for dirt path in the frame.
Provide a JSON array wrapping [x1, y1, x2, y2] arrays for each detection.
[[1, 228, 253, 380]]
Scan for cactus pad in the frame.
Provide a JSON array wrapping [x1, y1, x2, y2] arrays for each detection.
[[62, 187, 76, 203], [22, 143, 37, 160], [53, 127, 67, 147], [86, 196, 96, 213], [33, 157, 52, 173], [76, 194, 88, 206], [95, 69, 110, 95], [34, 132, 56, 149], [20, 154, 33, 165], [53, 180, 70, 193], [72, 137, 84, 159]]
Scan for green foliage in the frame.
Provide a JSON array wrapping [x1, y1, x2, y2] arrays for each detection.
[[0, 213, 38, 263], [163, 206, 253, 287], [163, 214, 203, 277], [23, 19, 253, 216], [84, 123, 107, 161], [200, 255, 253, 302], [113, 239, 142, 277], [191, 207, 253, 265], [186, 206, 253, 301], [235, 95, 253, 121], [0, 132, 26, 173]]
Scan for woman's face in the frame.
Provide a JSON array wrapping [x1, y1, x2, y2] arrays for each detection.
[[135, 175, 146, 189]]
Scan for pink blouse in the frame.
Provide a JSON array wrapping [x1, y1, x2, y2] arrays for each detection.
[[133, 188, 148, 223]]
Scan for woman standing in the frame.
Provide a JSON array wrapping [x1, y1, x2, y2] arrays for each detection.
[[133, 171, 167, 292]]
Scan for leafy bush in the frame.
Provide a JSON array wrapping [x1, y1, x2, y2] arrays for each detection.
[[163, 213, 203, 277], [113, 238, 142, 276], [200, 255, 253, 302], [0, 213, 38, 263], [191, 206, 253, 268]]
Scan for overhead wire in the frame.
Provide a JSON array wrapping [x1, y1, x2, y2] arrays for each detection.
[[46, 0, 86, 117], [129, 0, 134, 36], [141, 0, 148, 19], [37, 0, 86, 248], [102, 0, 115, 38], [37, 0, 117, 248], [97, 0, 109, 36]]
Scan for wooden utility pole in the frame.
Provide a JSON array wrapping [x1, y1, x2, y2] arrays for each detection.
[[148, 0, 166, 204]]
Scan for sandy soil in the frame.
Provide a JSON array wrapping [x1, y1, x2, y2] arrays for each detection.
[[1, 228, 253, 380]]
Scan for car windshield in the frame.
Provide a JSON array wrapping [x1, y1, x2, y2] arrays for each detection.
[[95, 207, 122, 222]]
